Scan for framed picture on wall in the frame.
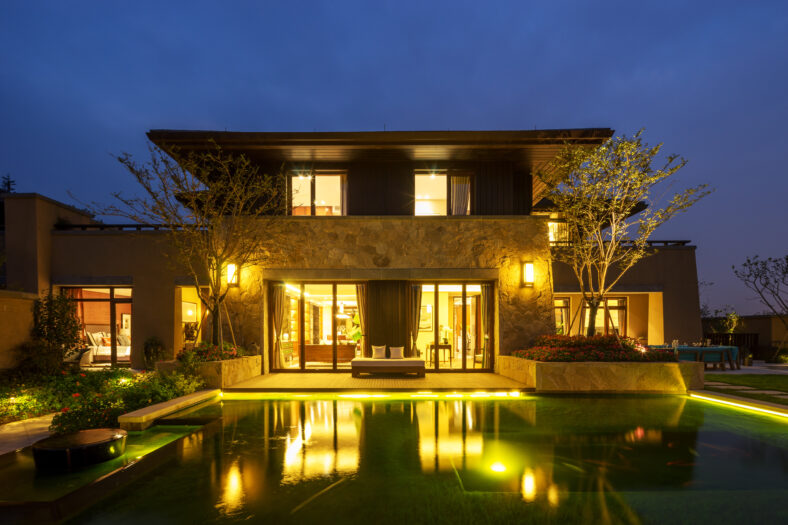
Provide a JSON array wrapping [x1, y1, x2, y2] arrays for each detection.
[[419, 305, 432, 331], [121, 313, 131, 333]]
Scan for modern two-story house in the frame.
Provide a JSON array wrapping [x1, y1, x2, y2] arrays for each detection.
[[0, 129, 703, 372]]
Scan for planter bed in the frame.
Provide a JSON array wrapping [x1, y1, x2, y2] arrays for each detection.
[[497, 355, 703, 394], [156, 355, 261, 389]]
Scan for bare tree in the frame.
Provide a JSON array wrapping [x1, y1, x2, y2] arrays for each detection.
[[733, 255, 788, 354], [539, 130, 712, 336], [100, 142, 285, 347]]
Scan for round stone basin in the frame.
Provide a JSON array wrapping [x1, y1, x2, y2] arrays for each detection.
[[32, 428, 128, 472]]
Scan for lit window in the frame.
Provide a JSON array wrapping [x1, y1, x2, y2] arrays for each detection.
[[290, 171, 345, 216], [554, 298, 570, 334], [415, 171, 447, 216], [581, 297, 627, 336]]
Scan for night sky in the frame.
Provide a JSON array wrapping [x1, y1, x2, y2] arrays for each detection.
[[2, 1, 786, 314]]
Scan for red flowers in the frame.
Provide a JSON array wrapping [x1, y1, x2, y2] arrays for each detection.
[[72, 393, 81, 398], [79, 373, 86, 378], [61, 407, 69, 413], [513, 335, 676, 363]]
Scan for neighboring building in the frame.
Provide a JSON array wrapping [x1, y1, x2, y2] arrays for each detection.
[[702, 314, 788, 357], [0, 129, 703, 371]]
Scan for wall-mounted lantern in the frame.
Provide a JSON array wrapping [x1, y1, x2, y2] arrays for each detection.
[[225, 263, 239, 287], [521, 261, 534, 288]]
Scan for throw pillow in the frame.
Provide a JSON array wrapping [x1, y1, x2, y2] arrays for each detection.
[[372, 345, 386, 359], [389, 346, 404, 359]]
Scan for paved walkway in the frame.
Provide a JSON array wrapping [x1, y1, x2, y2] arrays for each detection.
[[707, 361, 788, 376], [226, 372, 526, 392], [0, 413, 54, 455]]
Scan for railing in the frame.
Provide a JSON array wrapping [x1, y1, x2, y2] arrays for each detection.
[[550, 239, 691, 247], [55, 223, 179, 231]]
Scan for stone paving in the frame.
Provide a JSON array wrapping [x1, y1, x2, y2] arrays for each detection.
[[0, 413, 54, 456]]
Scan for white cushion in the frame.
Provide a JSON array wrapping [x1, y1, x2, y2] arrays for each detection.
[[372, 345, 386, 359], [351, 358, 425, 368], [389, 346, 404, 359]]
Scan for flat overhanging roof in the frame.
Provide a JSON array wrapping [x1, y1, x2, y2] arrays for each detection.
[[146, 128, 613, 166]]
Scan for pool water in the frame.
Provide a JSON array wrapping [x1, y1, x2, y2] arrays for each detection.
[[68, 396, 787, 524]]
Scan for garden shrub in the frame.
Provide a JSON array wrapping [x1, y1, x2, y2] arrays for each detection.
[[143, 336, 167, 369], [177, 341, 245, 364], [513, 335, 676, 362], [48, 370, 205, 435], [15, 290, 86, 375]]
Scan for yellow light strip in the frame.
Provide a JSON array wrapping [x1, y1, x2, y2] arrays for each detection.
[[689, 393, 788, 420], [220, 391, 527, 401]]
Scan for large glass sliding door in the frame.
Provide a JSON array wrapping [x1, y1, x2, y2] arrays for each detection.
[[271, 282, 362, 371], [413, 282, 493, 371]]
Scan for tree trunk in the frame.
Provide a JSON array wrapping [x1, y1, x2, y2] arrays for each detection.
[[585, 297, 600, 337], [210, 305, 223, 346]]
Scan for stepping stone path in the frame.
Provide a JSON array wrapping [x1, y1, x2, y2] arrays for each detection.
[[708, 385, 755, 390], [704, 382, 730, 386], [740, 390, 787, 395], [774, 395, 788, 400]]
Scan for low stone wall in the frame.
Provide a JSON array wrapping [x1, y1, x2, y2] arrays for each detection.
[[497, 355, 703, 394], [156, 355, 262, 389], [0, 290, 37, 369]]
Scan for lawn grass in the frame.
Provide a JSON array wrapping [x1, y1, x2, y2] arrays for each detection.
[[704, 373, 788, 406]]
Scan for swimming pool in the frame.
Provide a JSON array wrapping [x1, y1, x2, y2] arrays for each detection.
[[66, 395, 787, 524]]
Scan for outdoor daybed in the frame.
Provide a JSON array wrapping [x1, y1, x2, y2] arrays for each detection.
[[351, 357, 426, 378]]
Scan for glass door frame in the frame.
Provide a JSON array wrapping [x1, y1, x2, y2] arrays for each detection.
[[268, 280, 365, 373], [62, 286, 133, 367], [412, 281, 494, 372]]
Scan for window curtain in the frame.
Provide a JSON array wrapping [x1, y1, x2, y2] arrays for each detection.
[[451, 175, 471, 216], [355, 284, 368, 356], [409, 285, 422, 357], [480, 283, 493, 368], [271, 284, 286, 369]]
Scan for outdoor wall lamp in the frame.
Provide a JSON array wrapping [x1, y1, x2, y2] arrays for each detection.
[[521, 261, 534, 288], [226, 263, 239, 286]]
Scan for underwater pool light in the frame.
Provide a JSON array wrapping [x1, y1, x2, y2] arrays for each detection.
[[490, 462, 507, 473]]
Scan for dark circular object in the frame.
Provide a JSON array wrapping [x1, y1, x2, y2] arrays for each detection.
[[32, 428, 128, 472]]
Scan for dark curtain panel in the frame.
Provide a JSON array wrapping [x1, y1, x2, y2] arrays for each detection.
[[356, 283, 368, 356], [480, 283, 493, 368], [450, 175, 471, 215], [271, 284, 286, 369], [367, 281, 408, 351], [409, 285, 422, 357]]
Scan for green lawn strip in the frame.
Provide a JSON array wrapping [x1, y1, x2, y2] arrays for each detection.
[[704, 374, 788, 392]]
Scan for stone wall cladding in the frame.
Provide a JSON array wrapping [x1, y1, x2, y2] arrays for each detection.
[[496, 356, 703, 393], [157, 355, 262, 389], [256, 216, 555, 354]]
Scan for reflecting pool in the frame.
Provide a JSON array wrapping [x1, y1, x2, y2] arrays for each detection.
[[69, 396, 788, 524]]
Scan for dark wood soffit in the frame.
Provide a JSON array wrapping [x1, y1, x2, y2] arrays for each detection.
[[147, 129, 613, 165]]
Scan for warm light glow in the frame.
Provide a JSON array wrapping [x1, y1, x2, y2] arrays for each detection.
[[547, 484, 559, 507], [523, 262, 535, 287], [490, 461, 507, 473], [219, 459, 244, 514], [522, 469, 536, 501], [226, 263, 239, 286], [689, 393, 788, 419]]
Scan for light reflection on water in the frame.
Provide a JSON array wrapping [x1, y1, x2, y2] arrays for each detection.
[[72, 397, 788, 524]]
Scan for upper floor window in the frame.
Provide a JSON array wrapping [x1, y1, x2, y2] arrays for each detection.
[[290, 170, 346, 216], [414, 170, 471, 216]]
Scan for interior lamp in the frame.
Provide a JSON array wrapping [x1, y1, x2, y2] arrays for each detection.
[[226, 263, 239, 286], [522, 261, 535, 287]]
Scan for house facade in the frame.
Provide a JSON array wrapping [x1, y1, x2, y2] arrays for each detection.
[[0, 129, 703, 372]]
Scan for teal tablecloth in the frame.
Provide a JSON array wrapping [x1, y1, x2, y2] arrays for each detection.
[[650, 345, 738, 363]]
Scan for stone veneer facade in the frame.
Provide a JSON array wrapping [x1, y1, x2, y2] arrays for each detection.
[[251, 215, 555, 361]]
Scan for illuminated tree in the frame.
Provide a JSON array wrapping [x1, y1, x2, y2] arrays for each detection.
[[539, 130, 711, 336], [733, 255, 788, 355], [101, 142, 285, 347]]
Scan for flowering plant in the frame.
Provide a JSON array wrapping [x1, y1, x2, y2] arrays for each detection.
[[177, 341, 246, 364], [513, 335, 676, 362]]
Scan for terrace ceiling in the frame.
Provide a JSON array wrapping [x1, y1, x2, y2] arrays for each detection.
[[147, 128, 613, 206]]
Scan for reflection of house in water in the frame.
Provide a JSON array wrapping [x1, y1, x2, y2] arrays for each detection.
[[277, 400, 361, 482]]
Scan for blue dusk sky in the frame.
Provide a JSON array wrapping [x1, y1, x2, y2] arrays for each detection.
[[1, 1, 787, 314]]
